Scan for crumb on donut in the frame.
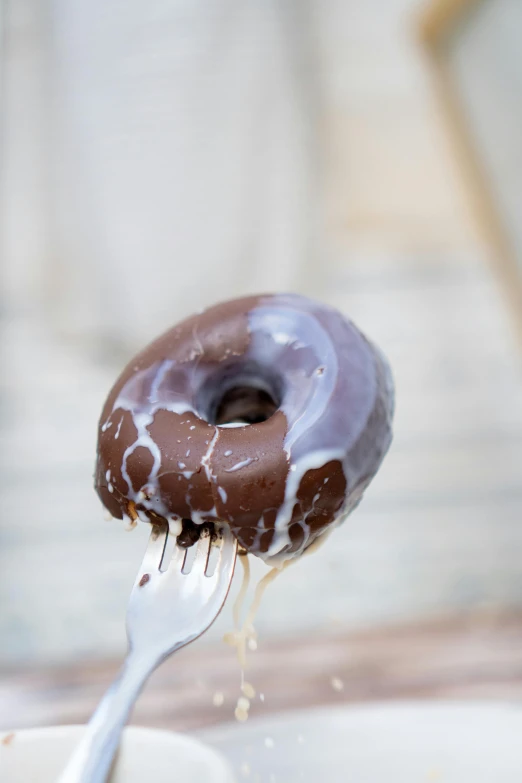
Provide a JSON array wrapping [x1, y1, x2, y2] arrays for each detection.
[[176, 518, 201, 548], [176, 518, 219, 548]]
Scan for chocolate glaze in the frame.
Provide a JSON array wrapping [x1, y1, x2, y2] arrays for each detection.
[[95, 294, 394, 563]]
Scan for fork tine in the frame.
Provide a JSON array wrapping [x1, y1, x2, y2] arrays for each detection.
[[214, 525, 236, 574], [170, 540, 187, 571], [204, 525, 234, 578], [139, 522, 168, 574], [189, 533, 212, 575]]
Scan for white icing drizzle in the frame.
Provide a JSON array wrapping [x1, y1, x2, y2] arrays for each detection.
[[225, 457, 254, 473], [201, 428, 219, 484], [168, 517, 182, 537], [218, 486, 228, 504], [190, 506, 217, 525], [114, 417, 123, 440], [225, 552, 290, 720]]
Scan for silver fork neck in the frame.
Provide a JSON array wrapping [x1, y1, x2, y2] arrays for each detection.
[[56, 651, 153, 783]]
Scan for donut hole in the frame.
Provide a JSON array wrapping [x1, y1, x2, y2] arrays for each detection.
[[198, 360, 283, 426], [214, 385, 278, 425]]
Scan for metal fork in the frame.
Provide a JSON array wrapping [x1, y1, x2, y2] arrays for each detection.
[[57, 522, 238, 783]]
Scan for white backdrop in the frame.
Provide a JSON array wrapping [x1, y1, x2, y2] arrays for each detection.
[[2, 0, 319, 348]]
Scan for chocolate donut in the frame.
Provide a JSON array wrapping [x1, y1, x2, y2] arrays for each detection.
[[95, 294, 394, 563]]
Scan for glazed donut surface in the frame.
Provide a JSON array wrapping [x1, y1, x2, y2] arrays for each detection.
[[95, 293, 394, 562]]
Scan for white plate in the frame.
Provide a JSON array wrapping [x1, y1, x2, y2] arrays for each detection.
[[200, 701, 522, 782], [0, 725, 235, 783]]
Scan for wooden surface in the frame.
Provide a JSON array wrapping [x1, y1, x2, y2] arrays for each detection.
[[2, 610, 522, 733]]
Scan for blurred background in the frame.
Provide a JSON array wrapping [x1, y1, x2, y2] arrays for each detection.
[[1, 0, 522, 747]]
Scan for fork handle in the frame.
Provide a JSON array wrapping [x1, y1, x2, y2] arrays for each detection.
[[56, 650, 156, 783]]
